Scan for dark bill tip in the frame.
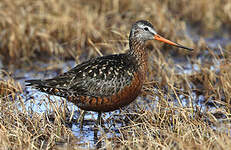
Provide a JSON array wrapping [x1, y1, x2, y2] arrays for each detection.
[[175, 44, 193, 51]]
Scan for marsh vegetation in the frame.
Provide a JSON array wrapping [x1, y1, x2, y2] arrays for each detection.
[[0, 0, 231, 149]]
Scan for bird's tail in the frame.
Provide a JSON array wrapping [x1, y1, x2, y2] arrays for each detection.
[[25, 79, 68, 97], [25, 79, 51, 92], [25, 79, 45, 87]]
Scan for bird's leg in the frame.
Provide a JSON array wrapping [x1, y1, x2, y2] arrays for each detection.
[[96, 112, 107, 131], [78, 110, 86, 129], [97, 112, 102, 126]]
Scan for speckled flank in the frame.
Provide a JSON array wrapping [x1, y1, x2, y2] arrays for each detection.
[[26, 20, 155, 112]]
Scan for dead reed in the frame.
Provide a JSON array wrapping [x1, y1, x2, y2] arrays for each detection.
[[0, 0, 231, 149]]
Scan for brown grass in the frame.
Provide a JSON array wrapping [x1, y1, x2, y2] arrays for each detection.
[[0, 0, 231, 64], [0, 74, 79, 149], [0, 0, 231, 149]]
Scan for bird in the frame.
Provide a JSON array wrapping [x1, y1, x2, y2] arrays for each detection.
[[26, 20, 193, 124]]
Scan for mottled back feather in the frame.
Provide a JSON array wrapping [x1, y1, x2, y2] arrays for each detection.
[[26, 54, 139, 98]]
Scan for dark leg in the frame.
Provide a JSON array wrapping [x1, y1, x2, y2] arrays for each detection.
[[97, 112, 102, 126], [94, 112, 103, 148], [96, 112, 107, 130], [94, 125, 102, 149]]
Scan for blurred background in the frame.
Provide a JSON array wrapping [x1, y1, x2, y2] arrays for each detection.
[[0, 0, 231, 149], [0, 0, 230, 66]]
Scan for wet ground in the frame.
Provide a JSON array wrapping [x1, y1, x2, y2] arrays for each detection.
[[2, 31, 231, 148]]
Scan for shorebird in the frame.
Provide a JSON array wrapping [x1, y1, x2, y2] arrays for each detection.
[[26, 20, 193, 124]]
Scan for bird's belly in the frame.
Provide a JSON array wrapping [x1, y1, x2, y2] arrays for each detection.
[[68, 72, 143, 112]]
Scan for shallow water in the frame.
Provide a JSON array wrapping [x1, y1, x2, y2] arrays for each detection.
[[3, 33, 230, 148], [14, 62, 217, 148]]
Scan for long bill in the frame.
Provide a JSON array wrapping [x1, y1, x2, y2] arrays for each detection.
[[154, 34, 193, 51]]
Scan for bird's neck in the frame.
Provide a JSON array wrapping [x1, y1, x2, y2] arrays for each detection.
[[128, 38, 148, 77]]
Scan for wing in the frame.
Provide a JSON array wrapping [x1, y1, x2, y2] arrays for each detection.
[[26, 54, 139, 98]]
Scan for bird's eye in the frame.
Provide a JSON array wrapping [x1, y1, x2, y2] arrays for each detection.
[[144, 27, 149, 31]]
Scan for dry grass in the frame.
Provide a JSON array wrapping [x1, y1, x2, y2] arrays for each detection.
[[0, 0, 231, 64], [0, 0, 231, 149], [0, 74, 80, 149], [108, 46, 231, 149]]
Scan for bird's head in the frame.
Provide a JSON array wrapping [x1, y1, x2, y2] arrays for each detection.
[[129, 20, 193, 51]]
